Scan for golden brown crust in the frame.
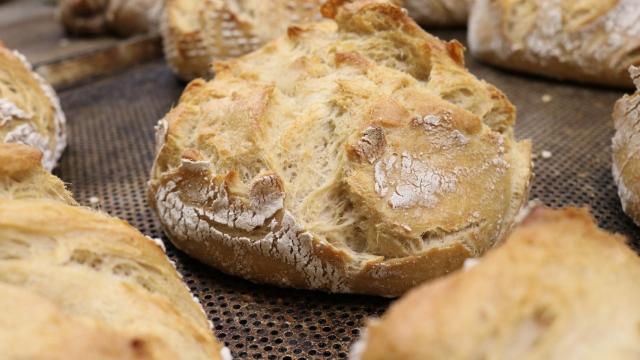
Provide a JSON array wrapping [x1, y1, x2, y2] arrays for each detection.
[[0, 200, 224, 359], [150, 0, 531, 296], [0, 143, 76, 205], [356, 207, 640, 359], [469, 0, 640, 88], [161, 0, 325, 81], [612, 67, 640, 224], [0, 46, 66, 171]]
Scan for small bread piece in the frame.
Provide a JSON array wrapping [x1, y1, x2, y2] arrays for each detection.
[[0, 142, 76, 204], [149, 0, 532, 296], [400, 0, 472, 26], [612, 67, 640, 224], [468, 0, 640, 88], [0, 199, 227, 360], [0, 46, 66, 171], [59, 0, 163, 37], [161, 0, 325, 80], [354, 207, 640, 359]]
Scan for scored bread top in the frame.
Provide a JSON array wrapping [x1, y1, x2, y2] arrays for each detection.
[[355, 207, 640, 359], [469, 0, 640, 87], [0, 46, 66, 171], [0, 199, 225, 360], [162, 0, 326, 80], [149, 0, 532, 296], [0, 142, 76, 204], [612, 66, 640, 225]]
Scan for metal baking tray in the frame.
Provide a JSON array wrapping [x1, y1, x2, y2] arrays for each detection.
[[54, 29, 639, 359]]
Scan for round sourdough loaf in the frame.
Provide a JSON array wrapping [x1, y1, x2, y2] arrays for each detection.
[[352, 207, 640, 359], [613, 67, 640, 225], [161, 0, 325, 80], [0, 46, 66, 171], [469, 0, 640, 88], [149, 0, 532, 296]]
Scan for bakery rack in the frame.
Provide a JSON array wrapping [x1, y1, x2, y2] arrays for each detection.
[[3, 2, 639, 358]]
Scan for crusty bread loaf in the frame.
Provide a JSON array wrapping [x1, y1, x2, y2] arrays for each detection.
[[468, 0, 640, 88], [0, 142, 76, 204], [400, 0, 472, 26], [353, 207, 640, 359], [0, 46, 66, 171], [161, 0, 324, 80], [612, 66, 640, 224], [59, 0, 163, 37], [149, 0, 532, 296], [0, 200, 227, 359]]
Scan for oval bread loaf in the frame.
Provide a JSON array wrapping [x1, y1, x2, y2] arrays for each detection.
[[612, 66, 640, 225], [59, 0, 163, 37], [468, 0, 640, 88], [353, 207, 640, 359], [0, 46, 66, 171], [161, 0, 325, 80], [0, 145, 229, 360], [149, 0, 532, 296], [399, 0, 472, 27]]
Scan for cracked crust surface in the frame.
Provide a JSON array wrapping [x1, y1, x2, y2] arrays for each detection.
[[0, 142, 76, 204], [0, 46, 66, 171], [355, 207, 640, 359], [161, 0, 325, 80], [469, 0, 640, 88], [0, 199, 225, 359], [612, 67, 640, 225], [150, 0, 532, 296]]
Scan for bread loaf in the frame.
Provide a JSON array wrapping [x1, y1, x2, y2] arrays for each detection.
[[161, 0, 324, 80], [59, 0, 163, 37], [149, 0, 532, 296], [400, 0, 472, 26], [0, 145, 228, 359], [612, 66, 640, 224], [0, 142, 75, 204], [353, 207, 640, 359], [468, 0, 640, 88], [0, 46, 66, 171]]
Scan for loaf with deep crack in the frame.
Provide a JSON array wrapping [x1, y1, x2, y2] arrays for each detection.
[[469, 0, 640, 88], [149, 0, 532, 296], [613, 66, 640, 225], [352, 207, 640, 359], [0, 45, 66, 171]]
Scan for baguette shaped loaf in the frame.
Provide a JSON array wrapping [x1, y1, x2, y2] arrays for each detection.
[[613, 67, 640, 224], [0, 142, 75, 204], [353, 207, 640, 359], [0, 46, 66, 171], [469, 0, 640, 88], [161, 0, 325, 80], [400, 0, 472, 27], [0, 200, 226, 359], [149, 0, 532, 296], [59, 0, 163, 37]]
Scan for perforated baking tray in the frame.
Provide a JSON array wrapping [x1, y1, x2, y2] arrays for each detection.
[[55, 29, 639, 359]]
